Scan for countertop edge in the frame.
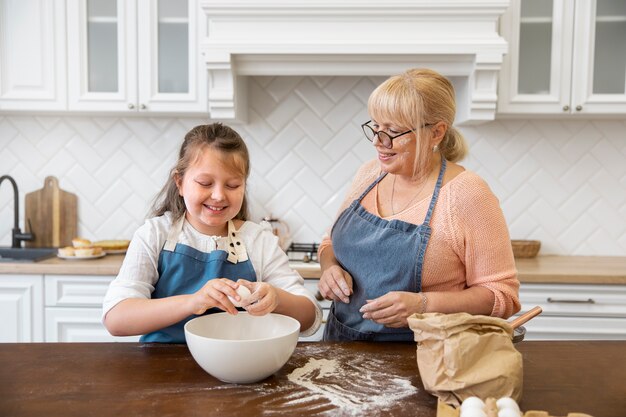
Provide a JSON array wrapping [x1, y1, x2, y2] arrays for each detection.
[[1, 255, 625, 285]]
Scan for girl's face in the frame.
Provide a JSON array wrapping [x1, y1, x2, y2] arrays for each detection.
[[176, 146, 246, 236], [370, 118, 418, 177]]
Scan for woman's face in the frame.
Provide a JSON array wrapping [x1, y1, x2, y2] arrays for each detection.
[[370, 118, 419, 176], [176, 147, 246, 236]]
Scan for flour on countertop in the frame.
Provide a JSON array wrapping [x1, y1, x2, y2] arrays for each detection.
[[285, 355, 418, 415]]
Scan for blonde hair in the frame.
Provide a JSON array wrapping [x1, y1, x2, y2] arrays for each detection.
[[367, 68, 468, 177], [151, 123, 250, 221]]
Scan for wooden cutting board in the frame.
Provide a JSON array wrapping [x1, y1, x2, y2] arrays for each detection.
[[25, 176, 77, 248]]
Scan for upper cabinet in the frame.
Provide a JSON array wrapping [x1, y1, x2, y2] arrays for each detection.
[[67, 0, 206, 113], [0, 0, 67, 111], [0, 0, 206, 114], [498, 0, 626, 115]]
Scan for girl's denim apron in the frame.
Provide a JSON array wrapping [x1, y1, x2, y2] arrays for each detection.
[[324, 159, 446, 342], [141, 217, 257, 343]]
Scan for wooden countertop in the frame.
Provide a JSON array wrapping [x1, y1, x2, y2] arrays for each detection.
[[1, 341, 623, 417], [2, 254, 625, 284]]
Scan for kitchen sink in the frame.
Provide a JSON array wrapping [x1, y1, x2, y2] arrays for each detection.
[[0, 247, 57, 262]]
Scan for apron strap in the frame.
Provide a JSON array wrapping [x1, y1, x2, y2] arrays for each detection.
[[163, 215, 185, 252], [422, 158, 447, 226], [357, 173, 387, 203]]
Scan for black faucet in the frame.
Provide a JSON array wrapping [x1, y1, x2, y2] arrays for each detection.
[[0, 175, 34, 248]]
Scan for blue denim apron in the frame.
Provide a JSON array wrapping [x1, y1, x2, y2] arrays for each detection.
[[324, 159, 446, 342], [141, 217, 257, 343]]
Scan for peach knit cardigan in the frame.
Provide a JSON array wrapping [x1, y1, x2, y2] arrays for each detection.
[[318, 160, 521, 319]]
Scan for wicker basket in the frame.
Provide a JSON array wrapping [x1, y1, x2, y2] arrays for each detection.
[[511, 240, 541, 258]]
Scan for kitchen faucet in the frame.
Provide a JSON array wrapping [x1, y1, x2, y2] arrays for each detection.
[[0, 175, 33, 248]]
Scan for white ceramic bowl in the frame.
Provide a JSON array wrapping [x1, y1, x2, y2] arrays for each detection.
[[184, 312, 300, 384]]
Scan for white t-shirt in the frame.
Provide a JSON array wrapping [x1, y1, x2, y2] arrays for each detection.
[[102, 212, 322, 336]]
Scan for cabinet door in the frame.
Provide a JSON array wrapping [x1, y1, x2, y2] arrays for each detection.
[[0, 0, 66, 111], [498, 0, 575, 114], [517, 283, 626, 340], [44, 274, 139, 342], [571, 0, 626, 113], [45, 307, 139, 342], [519, 316, 626, 340], [0, 275, 44, 342], [67, 0, 138, 111], [136, 0, 206, 112]]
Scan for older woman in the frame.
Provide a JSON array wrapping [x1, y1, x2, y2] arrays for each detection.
[[318, 68, 520, 342]]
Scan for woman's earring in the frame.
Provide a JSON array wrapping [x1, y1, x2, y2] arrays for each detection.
[[432, 144, 439, 153]]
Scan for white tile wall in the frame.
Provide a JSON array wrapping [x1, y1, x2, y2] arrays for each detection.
[[1, 76, 626, 255]]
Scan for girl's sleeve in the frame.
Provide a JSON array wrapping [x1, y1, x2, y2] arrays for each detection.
[[255, 223, 323, 337], [101, 218, 164, 320], [451, 174, 521, 318]]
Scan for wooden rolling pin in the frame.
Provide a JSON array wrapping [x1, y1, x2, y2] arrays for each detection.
[[509, 306, 543, 329]]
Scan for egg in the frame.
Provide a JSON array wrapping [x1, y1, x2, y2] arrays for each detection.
[[498, 408, 522, 417], [460, 408, 488, 417], [496, 397, 521, 413], [461, 397, 486, 413], [228, 285, 252, 307]]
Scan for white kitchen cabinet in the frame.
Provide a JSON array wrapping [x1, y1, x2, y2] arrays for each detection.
[[0, 0, 67, 111], [498, 0, 626, 115], [0, 275, 44, 342], [515, 283, 626, 340], [44, 274, 139, 342], [66, 0, 206, 113]]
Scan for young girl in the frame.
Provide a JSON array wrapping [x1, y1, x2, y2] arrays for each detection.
[[103, 123, 322, 343]]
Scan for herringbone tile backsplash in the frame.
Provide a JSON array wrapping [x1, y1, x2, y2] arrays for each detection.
[[1, 76, 626, 255]]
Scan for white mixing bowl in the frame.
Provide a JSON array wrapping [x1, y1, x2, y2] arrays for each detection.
[[184, 312, 300, 384]]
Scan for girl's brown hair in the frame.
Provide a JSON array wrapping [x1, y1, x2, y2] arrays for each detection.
[[368, 68, 468, 178], [150, 123, 250, 221]]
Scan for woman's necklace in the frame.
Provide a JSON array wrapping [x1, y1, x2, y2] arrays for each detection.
[[390, 174, 429, 215]]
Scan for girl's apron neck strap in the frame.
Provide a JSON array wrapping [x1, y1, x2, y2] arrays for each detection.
[[226, 220, 249, 263], [423, 158, 447, 226], [163, 215, 186, 251]]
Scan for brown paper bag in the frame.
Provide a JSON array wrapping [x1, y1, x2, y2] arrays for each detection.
[[408, 312, 523, 407]]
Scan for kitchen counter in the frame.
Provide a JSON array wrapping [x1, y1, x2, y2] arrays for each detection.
[[1, 254, 625, 284], [1, 341, 623, 417]]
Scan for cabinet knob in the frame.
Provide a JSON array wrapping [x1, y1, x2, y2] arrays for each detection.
[[575, 105, 582, 111], [128, 103, 135, 110], [140, 104, 147, 110], [562, 105, 569, 112]]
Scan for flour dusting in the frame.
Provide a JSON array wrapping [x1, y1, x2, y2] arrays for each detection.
[[286, 355, 418, 415]]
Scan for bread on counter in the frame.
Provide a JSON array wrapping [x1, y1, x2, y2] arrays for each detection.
[[93, 240, 130, 251]]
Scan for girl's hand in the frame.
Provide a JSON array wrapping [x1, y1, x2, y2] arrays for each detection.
[[359, 291, 422, 328], [241, 281, 279, 316], [318, 264, 353, 303], [188, 278, 239, 315]]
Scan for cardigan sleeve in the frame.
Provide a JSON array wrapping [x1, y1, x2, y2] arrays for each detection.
[[449, 173, 521, 318]]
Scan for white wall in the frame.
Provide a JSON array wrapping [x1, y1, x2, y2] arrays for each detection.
[[1, 76, 626, 255]]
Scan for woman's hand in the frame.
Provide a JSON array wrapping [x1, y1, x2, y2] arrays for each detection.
[[188, 278, 240, 315], [318, 264, 353, 303], [359, 291, 422, 328], [242, 281, 279, 316]]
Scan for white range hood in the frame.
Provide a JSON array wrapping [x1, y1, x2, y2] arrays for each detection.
[[200, 0, 510, 124]]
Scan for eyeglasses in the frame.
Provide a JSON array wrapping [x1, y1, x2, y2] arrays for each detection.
[[361, 120, 434, 149]]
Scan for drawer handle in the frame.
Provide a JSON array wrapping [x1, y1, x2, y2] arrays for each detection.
[[315, 291, 324, 301], [547, 297, 595, 304]]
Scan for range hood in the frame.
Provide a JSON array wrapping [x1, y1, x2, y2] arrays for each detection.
[[200, 0, 510, 125]]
